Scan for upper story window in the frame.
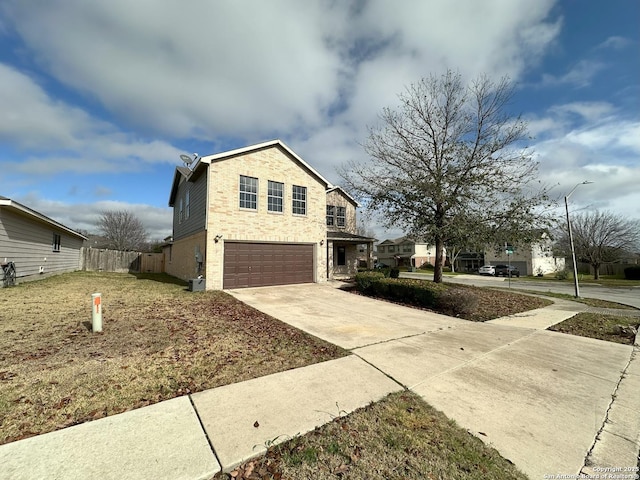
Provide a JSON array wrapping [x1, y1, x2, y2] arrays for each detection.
[[292, 185, 306, 215], [336, 206, 346, 227], [178, 198, 184, 223], [185, 189, 190, 220], [403, 244, 412, 252], [378, 245, 386, 253], [268, 180, 284, 213], [52, 233, 61, 252], [326, 205, 335, 226], [239, 175, 258, 210], [388, 245, 395, 253]]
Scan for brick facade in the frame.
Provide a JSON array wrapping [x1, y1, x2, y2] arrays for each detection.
[[204, 145, 327, 289]]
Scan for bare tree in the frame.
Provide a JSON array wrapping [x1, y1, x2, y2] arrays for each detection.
[[340, 70, 554, 283], [97, 210, 148, 251], [556, 210, 640, 279]]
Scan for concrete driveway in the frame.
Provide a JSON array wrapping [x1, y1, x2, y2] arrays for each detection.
[[228, 283, 639, 479]]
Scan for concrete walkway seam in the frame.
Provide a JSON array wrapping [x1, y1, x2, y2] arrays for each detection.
[[188, 394, 223, 473]]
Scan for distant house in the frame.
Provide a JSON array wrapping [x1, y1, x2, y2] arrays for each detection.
[[376, 236, 440, 268], [165, 140, 373, 289], [483, 235, 565, 276], [0, 196, 86, 282]]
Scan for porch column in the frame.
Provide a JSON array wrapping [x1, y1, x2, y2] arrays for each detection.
[[367, 242, 373, 269]]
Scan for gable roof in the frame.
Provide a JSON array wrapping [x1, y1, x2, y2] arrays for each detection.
[[169, 139, 331, 206], [378, 235, 430, 246], [0, 196, 87, 240], [326, 186, 359, 207]]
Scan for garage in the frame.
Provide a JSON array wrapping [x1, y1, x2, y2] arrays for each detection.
[[223, 242, 314, 289]]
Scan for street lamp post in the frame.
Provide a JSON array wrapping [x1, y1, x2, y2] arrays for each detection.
[[564, 181, 593, 298]]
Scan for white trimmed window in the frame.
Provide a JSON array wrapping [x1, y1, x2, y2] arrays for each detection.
[[336, 206, 346, 227], [326, 205, 335, 226], [185, 189, 190, 219], [239, 175, 258, 210], [292, 185, 306, 215], [268, 180, 284, 213]]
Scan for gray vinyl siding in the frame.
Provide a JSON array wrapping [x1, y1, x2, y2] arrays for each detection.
[[0, 208, 83, 279], [173, 172, 207, 240]]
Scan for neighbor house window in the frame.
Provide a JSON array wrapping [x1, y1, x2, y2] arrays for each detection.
[[178, 197, 184, 223], [185, 189, 190, 219], [292, 185, 306, 215], [239, 175, 258, 209], [326, 205, 335, 226], [52, 233, 61, 252], [403, 244, 412, 252], [336, 206, 346, 227], [378, 246, 386, 253], [267, 180, 284, 213], [388, 245, 395, 253]]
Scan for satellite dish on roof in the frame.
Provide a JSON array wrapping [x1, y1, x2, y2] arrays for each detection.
[[180, 154, 194, 165]]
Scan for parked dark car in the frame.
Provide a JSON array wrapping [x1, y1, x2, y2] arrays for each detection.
[[494, 264, 520, 277], [374, 262, 390, 270]]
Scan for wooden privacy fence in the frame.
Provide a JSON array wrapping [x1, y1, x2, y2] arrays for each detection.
[[80, 248, 164, 274]]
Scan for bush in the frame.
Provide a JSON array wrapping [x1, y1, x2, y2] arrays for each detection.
[[390, 267, 400, 278], [555, 269, 568, 280], [624, 266, 640, 280], [436, 288, 479, 317], [356, 276, 447, 309], [419, 262, 434, 270], [355, 271, 385, 294]]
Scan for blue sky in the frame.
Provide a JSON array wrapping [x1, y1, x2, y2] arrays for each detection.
[[1, 0, 638, 241]]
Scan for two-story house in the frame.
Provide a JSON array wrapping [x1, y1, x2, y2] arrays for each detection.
[[166, 140, 373, 289], [483, 234, 565, 276], [376, 236, 439, 268]]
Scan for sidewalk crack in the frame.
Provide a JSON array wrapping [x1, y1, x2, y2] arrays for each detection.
[[580, 346, 638, 473]]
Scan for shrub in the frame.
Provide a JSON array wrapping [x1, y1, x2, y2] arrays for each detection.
[[436, 288, 479, 317], [390, 267, 400, 278], [361, 277, 447, 308], [555, 269, 568, 280], [624, 266, 640, 280], [355, 271, 385, 294], [419, 262, 434, 270]]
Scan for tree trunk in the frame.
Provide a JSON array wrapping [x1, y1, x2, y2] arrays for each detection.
[[433, 237, 445, 283], [593, 264, 600, 280]]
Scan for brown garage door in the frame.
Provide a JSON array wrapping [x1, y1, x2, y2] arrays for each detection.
[[223, 242, 314, 289]]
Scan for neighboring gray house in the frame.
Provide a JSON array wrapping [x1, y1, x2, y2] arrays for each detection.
[[0, 196, 86, 282]]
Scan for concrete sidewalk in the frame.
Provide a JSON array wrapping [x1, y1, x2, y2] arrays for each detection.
[[0, 355, 401, 480], [1, 283, 638, 480], [231, 283, 640, 479]]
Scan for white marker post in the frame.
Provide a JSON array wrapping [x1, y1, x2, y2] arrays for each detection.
[[92, 293, 103, 332]]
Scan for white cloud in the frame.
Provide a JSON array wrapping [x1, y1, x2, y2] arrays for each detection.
[[539, 59, 605, 88], [16, 193, 173, 240], [0, 63, 184, 175], [2, 0, 560, 143]]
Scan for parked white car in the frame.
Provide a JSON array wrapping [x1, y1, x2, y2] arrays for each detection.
[[478, 265, 496, 276]]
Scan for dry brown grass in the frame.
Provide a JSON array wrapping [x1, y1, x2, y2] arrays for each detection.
[[0, 272, 346, 445], [216, 391, 529, 480], [548, 312, 639, 345]]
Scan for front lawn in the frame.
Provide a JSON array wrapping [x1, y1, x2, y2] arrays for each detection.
[[0, 272, 346, 445], [548, 312, 639, 345], [216, 391, 528, 480], [352, 274, 552, 322]]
